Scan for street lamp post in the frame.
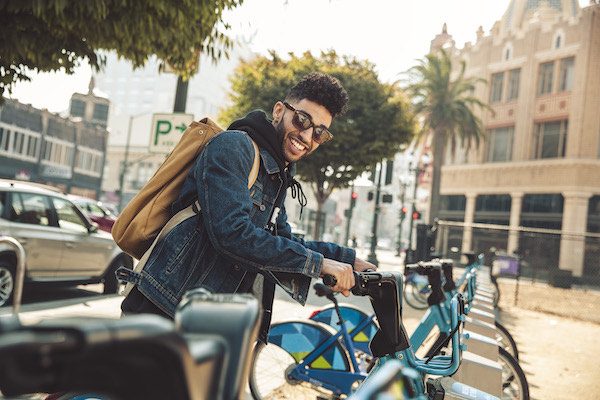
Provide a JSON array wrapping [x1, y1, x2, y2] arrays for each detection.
[[406, 161, 420, 263], [367, 163, 382, 267], [344, 183, 356, 247], [396, 181, 408, 256], [117, 113, 149, 212]]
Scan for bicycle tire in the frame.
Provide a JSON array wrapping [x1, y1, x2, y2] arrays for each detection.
[[403, 280, 429, 310], [249, 341, 330, 400], [492, 280, 500, 307], [498, 347, 529, 400], [495, 321, 519, 360]]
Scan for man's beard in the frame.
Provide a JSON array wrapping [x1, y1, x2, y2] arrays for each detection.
[[276, 119, 313, 162]]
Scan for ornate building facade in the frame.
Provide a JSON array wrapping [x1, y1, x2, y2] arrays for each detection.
[[434, 0, 600, 282]]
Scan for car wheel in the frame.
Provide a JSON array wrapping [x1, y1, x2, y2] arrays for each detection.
[[103, 256, 131, 295], [0, 262, 15, 307]]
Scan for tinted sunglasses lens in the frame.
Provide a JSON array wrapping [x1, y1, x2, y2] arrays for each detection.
[[293, 111, 312, 130], [313, 127, 332, 144]]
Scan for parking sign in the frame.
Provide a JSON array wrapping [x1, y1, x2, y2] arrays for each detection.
[[149, 113, 194, 153]]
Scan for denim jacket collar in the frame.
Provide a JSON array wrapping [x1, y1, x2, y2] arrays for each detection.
[[258, 147, 297, 177]]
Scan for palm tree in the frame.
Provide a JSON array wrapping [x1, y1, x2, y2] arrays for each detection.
[[406, 49, 488, 224]]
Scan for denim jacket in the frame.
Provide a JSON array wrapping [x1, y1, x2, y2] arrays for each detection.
[[121, 130, 355, 317]]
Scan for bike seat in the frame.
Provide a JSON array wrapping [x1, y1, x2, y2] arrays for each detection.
[[0, 315, 225, 400], [176, 290, 261, 400]]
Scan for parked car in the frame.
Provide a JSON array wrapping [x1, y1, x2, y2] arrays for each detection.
[[68, 195, 117, 233], [0, 179, 133, 307]]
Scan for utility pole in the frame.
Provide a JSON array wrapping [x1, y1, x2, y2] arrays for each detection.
[[173, 76, 189, 113], [117, 115, 135, 212], [367, 163, 383, 266]]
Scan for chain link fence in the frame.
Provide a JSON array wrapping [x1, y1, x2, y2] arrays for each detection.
[[430, 220, 600, 323]]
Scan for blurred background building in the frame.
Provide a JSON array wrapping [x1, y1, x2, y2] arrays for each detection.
[[431, 0, 600, 284], [94, 41, 254, 208], [0, 79, 109, 198]]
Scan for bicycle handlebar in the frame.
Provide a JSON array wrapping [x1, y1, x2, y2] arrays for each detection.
[[322, 271, 382, 296]]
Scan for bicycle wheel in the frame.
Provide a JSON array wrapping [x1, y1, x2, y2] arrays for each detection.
[[495, 321, 519, 360], [498, 347, 529, 400], [403, 279, 429, 310], [249, 341, 331, 400], [491, 279, 500, 307]]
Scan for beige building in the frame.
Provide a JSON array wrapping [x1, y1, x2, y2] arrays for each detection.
[[432, 0, 600, 280]]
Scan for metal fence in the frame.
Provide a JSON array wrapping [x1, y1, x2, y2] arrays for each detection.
[[431, 221, 600, 324], [434, 221, 600, 289]]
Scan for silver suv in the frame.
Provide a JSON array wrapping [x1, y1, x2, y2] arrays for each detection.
[[0, 179, 132, 306]]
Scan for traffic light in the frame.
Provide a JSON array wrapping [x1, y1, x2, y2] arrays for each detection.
[[368, 191, 374, 201], [350, 192, 358, 208], [412, 210, 421, 220], [400, 206, 408, 220]]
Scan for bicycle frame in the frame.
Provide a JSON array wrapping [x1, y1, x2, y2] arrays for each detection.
[[366, 295, 464, 392], [310, 305, 378, 356], [285, 307, 368, 394], [409, 303, 452, 350]]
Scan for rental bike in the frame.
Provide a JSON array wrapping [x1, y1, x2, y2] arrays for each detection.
[[249, 270, 499, 400]]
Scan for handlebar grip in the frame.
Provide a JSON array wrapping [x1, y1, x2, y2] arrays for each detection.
[[323, 274, 337, 287]]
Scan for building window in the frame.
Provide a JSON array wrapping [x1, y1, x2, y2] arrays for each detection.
[[92, 103, 109, 123], [537, 62, 554, 95], [555, 35, 561, 49], [558, 57, 575, 92], [74, 146, 103, 177], [476, 194, 512, 213], [441, 195, 466, 211], [507, 68, 520, 101], [0, 124, 41, 162], [503, 42, 513, 61], [490, 72, 504, 103], [70, 99, 86, 118], [533, 120, 568, 159], [487, 126, 514, 162], [41, 137, 75, 167], [134, 162, 155, 188], [521, 193, 563, 229]]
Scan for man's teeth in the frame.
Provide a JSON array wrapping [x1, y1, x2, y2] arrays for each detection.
[[291, 138, 306, 151]]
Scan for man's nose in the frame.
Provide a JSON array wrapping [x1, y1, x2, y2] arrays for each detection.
[[298, 127, 313, 144]]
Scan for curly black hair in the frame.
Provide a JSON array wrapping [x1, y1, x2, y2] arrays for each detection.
[[285, 72, 349, 118]]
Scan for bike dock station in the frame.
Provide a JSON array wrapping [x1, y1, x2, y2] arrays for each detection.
[[452, 264, 503, 398]]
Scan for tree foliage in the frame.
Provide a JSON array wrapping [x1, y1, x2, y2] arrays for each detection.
[[220, 50, 415, 207], [406, 49, 488, 157], [0, 0, 244, 97], [405, 49, 488, 222]]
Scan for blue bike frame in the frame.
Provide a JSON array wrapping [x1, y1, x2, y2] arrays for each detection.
[[287, 319, 365, 395]]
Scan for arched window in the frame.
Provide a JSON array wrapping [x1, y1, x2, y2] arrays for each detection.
[[503, 42, 513, 61], [553, 30, 565, 50]]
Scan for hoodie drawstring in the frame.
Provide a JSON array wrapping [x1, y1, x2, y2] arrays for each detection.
[[289, 178, 308, 219]]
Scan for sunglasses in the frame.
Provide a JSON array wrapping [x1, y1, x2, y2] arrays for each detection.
[[283, 102, 334, 144]]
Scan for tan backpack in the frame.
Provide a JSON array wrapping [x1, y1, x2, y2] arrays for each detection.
[[112, 117, 260, 260]]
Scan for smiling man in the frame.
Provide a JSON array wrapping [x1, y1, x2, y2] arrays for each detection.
[[120, 72, 376, 340]]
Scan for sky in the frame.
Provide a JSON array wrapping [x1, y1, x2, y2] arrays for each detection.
[[8, 0, 587, 113]]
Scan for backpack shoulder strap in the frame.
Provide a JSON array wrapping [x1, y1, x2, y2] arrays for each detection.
[[248, 139, 260, 189]]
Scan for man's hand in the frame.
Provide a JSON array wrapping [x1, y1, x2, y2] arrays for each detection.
[[321, 258, 355, 297], [353, 257, 378, 272]]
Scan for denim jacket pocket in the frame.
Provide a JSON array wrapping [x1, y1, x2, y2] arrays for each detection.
[[164, 225, 200, 275], [249, 182, 266, 218]]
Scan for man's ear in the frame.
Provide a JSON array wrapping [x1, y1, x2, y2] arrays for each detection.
[[272, 101, 284, 122]]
